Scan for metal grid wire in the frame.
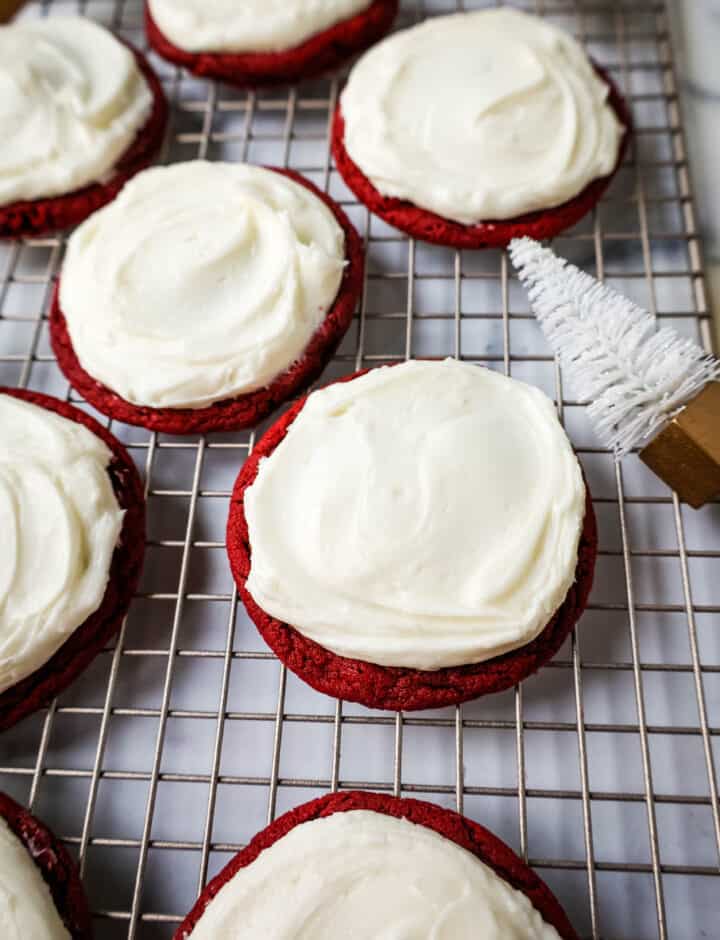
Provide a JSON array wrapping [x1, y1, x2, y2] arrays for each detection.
[[1, 1, 719, 938]]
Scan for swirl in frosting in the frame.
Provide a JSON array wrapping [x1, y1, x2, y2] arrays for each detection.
[[340, 8, 624, 223], [0, 395, 123, 695], [189, 810, 562, 939], [245, 360, 586, 671], [0, 16, 152, 207], [0, 818, 70, 940], [148, 0, 373, 53], [59, 162, 346, 410]]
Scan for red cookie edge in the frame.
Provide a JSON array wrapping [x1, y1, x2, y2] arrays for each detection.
[[0, 792, 92, 939], [331, 64, 632, 248], [0, 40, 168, 241], [145, 0, 399, 87], [49, 168, 364, 434], [0, 388, 146, 732], [226, 367, 597, 712], [175, 790, 580, 939]]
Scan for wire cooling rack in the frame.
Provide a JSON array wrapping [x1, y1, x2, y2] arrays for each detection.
[[1, 1, 719, 938]]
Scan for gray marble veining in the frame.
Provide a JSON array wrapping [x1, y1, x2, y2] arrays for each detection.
[[669, 0, 720, 330]]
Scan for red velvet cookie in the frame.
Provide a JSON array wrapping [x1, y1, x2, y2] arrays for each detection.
[[226, 370, 598, 712], [0, 791, 93, 938], [0, 389, 145, 732], [331, 66, 631, 249], [175, 790, 579, 939], [0, 43, 168, 241], [145, 1, 399, 88], [49, 168, 364, 435]]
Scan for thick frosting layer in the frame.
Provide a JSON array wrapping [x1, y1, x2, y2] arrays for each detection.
[[340, 9, 624, 223], [245, 360, 585, 670], [60, 162, 346, 410], [190, 810, 562, 939], [0, 818, 70, 940], [0, 17, 152, 207], [148, 0, 372, 53], [0, 395, 124, 695]]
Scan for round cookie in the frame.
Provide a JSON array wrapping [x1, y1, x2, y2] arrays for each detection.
[[226, 366, 597, 712], [0, 389, 145, 732], [0, 791, 92, 938], [176, 791, 579, 939], [332, 9, 631, 248], [145, 0, 399, 88], [50, 166, 363, 434], [0, 22, 167, 240], [332, 81, 630, 249]]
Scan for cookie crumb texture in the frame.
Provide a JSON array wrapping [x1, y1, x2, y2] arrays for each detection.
[[331, 66, 630, 248], [227, 377, 598, 712], [146, 0, 399, 87], [0, 389, 145, 732], [0, 45, 167, 240], [0, 791, 92, 939], [49, 169, 364, 434], [175, 791, 579, 940]]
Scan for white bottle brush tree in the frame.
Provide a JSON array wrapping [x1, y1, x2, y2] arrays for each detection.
[[509, 237, 720, 456]]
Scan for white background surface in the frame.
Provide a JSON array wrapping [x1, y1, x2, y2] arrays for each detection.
[[668, 0, 720, 336]]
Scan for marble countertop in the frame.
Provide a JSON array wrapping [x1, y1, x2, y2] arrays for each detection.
[[669, 0, 720, 341]]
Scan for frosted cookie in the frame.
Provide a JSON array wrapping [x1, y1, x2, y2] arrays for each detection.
[[0, 16, 167, 239], [227, 360, 597, 711], [177, 791, 579, 940], [332, 9, 629, 248], [0, 389, 144, 730], [146, 0, 399, 87], [0, 791, 92, 939], [50, 162, 363, 434]]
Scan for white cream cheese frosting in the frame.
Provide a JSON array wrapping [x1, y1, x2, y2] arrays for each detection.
[[0, 395, 124, 695], [60, 161, 346, 410], [0, 16, 152, 208], [148, 0, 373, 54], [245, 360, 586, 671], [189, 810, 562, 939], [0, 817, 70, 940], [340, 8, 624, 224]]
